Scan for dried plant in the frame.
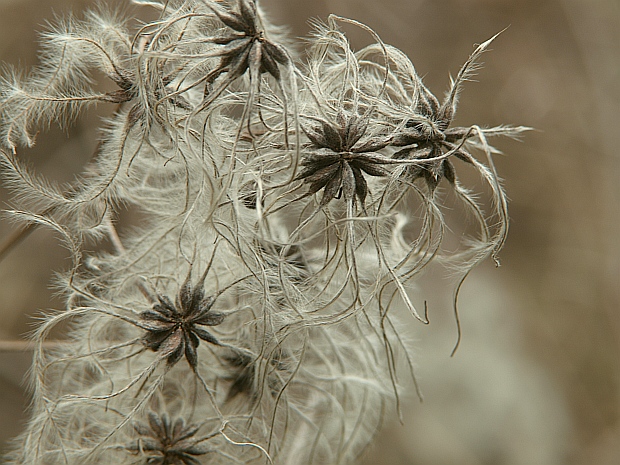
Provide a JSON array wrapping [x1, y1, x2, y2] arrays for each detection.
[[0, 1, 528, 464]]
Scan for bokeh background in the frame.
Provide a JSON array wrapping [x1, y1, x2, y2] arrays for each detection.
[[0, 0, 618, 463]]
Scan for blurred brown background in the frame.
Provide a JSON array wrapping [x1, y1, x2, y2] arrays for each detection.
[[0, 0, 618, 463]]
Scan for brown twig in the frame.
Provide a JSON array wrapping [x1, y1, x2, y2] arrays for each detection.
[[0, 340, 66, 352], [0, 222, 40, 263]]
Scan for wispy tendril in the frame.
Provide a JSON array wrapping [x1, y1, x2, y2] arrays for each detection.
[[0, 2, 527, 464]]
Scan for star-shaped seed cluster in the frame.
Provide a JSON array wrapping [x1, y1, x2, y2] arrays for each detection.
[[297, 113, 392, 206], [140, 280, 226, 370], [221, 347, 290, 402], [390, 54, 484, 190], [129, 412, 209, 465], [204, 0, 289, 89]]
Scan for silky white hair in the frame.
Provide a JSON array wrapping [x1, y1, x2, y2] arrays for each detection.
[[0, 1, 528, 464]]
